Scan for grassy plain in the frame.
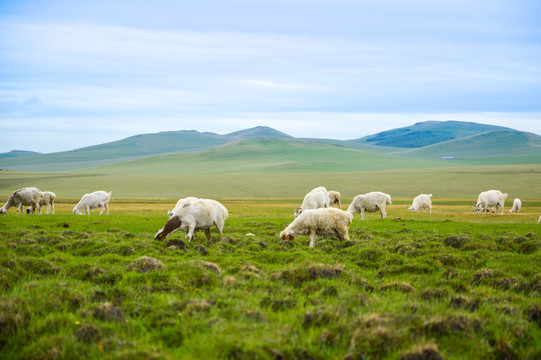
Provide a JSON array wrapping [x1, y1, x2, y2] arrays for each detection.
[[1, 201, 540, 359], [1, 164, 540, 200]]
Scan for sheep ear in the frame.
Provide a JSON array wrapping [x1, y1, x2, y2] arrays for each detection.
[[155, 215, 181, 240]]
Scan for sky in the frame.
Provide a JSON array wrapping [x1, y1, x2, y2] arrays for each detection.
[[1, 0, 540, 153]]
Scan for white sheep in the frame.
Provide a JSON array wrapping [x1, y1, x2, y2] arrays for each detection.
[[26, 191, 56, 214], [474, 190, 508, 215], [328, 190, 342, 208], [347, 191, 392, 220], [73, 191, 112, 215], [167, 197, 199, 217], [294, 186, 330, 217], [408, 193, 432, 213], [280, 208, 353, 248], [0, 187, 41, 214], [154, 198, 228, 242], [508, 198, 522, 213]]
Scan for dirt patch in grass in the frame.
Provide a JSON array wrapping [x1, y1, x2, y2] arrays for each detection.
[[92, 302, 124, 322], [399, 344, 444, 360], [423, 315, 481, 336], [449, 295, 480, 311], [75, 324, 100, 343], [271, 264, 345, 286], [443, 236, 467, 249], [381, 282, 415, 294], [527, 304, 541, 327], [127, 256, 164, 273], [189, 260, 221, 274]]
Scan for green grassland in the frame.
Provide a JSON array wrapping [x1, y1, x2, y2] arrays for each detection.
[[1, 139, 540, 200], [0, 203, 540, 359]]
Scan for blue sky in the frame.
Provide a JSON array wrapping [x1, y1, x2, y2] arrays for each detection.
[[1, 0, 540, 153]]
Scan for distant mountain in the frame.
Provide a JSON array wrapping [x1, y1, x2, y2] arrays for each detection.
[[396, 129, 541, 160], [1, 122, 540, 172], [0, 127, 295, 172], [0, 150, 41, 159], [354, 120, 512, 148], [227, 126, 292, 139]]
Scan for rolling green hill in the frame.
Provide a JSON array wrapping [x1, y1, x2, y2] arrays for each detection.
[[395, 129, 541, 161], [1, 122, 540, 173], [72, 138, 452, 176], [0, 150, 41, 159], [0, 126, 295, 172], [355, 120, 512, 148]]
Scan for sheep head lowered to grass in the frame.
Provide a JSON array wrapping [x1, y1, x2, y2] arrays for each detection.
[[280, 208, 353, 248], [154, 199, 228, 242]]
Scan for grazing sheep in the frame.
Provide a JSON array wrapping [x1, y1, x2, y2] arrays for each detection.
[[73, 191, 112, 215], [167, 197, 199, 217], [474, 190, 508, 215], [328, 190, 342, 208], [154, 199, 228, 242], [26, 191, 56, 214], [294, 186, 330, 217], [347, 191, 392, 220], [408, 193, 433, 213], [508, 198, 522, 213], [280, 208, 353, 248], [0, 187, 41, 214]]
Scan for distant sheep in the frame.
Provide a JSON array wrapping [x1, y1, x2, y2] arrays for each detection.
[[0, 187, 41, 214], [508, 198, 522, 213], [347, 191, 392, 220], [155, 198, 228, 242], [328, 190, 342, 208], [73, 191, 112, 215], [167, 197, 199, 217], [280, 208, 353, 248], [408, 193, 432, 213], [26, 191, 56, 215], [294, 186, 330, 217], [474, 190, 508, 215]]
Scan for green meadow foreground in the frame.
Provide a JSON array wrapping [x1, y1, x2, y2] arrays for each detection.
[[1, 202, 540, 359]]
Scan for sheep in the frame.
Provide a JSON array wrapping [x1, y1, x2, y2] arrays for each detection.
[[0, 187, 41, 214], [154, 198, 228, 242], [408, 193, 433, 213], [508, 198, 522, 213], [26, 191, 56, 214], [328, 190, 342, 208], [294, 186, 330, 217], [280, 208, 353, 248], [474, 190, 508, 215], [73, 191, 112, 215], [347, 191, 392, 220], [167, 196, 199, 217]]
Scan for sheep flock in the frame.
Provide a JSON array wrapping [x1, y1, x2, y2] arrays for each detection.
[[0, 186, 539, 248]]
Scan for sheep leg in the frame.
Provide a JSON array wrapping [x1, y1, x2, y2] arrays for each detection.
[[87, 206, 91, 215], [204, 228, 212, 241], [17, 204, 23, 214], [214, 221, 224, 240], [105, 202, 109, 215], [186, 225, 196, 242], [51, 202, 55, 215], [309, 231, 316, 248], [360, 208, 365, 220], [379, 206, 387, 219]]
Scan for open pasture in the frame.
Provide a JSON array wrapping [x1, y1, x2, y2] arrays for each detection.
[[0, 200, 540, 359]]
